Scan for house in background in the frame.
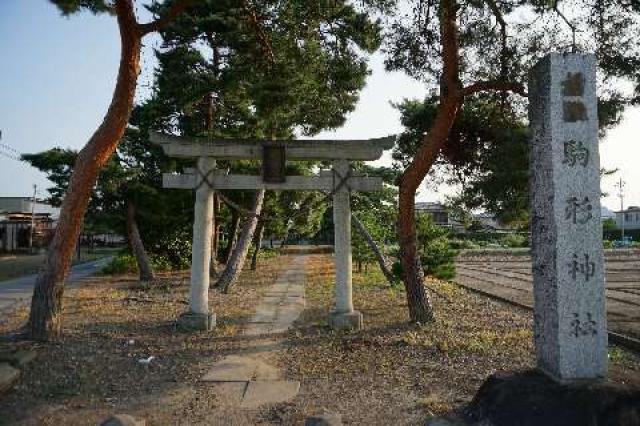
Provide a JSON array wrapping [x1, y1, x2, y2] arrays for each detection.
[[0, 197, 59, 253], [415, 202, 465, 232], [615, 206, 640, 231], [472, 212, 503, 230]]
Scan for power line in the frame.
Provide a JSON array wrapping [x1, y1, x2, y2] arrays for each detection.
[[0, 142, 20, 155], [0, 149, 21, 162]]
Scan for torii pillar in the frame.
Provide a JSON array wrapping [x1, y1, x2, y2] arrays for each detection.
[[180, 156, 216, 330], [329, 159, 362, 329], [151, 132, 394, 332]]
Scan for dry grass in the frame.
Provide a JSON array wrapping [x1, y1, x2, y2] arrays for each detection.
[[275, 255, 640, 425], [0, 253, 638, 426], [0, 255, 289, 425]]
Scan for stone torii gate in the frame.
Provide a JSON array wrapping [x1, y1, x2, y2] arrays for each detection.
[[150, 132, 394, 331]]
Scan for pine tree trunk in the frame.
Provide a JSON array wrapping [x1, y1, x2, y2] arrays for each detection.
[[223, 209, 240, 263], [205, 97, 218, 277], [250, 220, 264, 270], [397, 96, 461, 323], [28, 1, 142, 341], [351, 214, 396, 285], [126, 201, 154, 282], [398, 187, 434, 323], [396, 0, 464, 323], [217, 190, 265, 293], [209, 194, 218, 277]]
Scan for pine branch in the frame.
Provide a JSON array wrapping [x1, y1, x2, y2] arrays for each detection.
[[138, 0, 192, 35], [241, 0, 275, 64], [461, 81, 527, 97]]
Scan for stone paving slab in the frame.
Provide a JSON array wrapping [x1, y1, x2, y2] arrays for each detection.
[[249, 306, 277, 323], [202, 255, 307, 409], [201, 355, 281, 382], [240, 380, 300, 408], [209, 382, 247, 406], [243, 323, 272, 336], [201, 355, 257, 382], [0, 362, 20, 394]]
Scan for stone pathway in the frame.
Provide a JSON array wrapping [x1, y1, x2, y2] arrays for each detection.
[[201, 255, 307, 408]]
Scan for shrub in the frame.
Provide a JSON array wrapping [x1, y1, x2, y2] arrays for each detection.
[[258, 247, 280, 259], [415, 215, 458, 280], [150, 230, 192, 270], [101, 254, 137, 275], [501, 233, 528, 248], [449, 238, 479, 250], [149, 254, 174, 271], [420, 237, 458, 280]]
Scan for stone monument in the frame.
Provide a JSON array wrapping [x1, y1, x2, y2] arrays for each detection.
[[529, 53, 607, 382]]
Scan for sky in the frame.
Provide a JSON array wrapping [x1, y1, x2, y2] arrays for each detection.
[[0, 1, 639, 212]]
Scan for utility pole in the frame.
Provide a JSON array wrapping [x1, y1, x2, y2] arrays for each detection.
[[29, 184, 37, 254], [615, 177, 626, 242]]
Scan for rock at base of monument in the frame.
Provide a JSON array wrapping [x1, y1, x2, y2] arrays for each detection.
[[177, 312, 216, 331], [304, 411, 343, 426], [100, 414, 145, 426], [425, 415, 468, 426], [328, 310, 363, 330], [465, 369, 640, 426], [0, 362, 20, 394], [0, 349, 38, 368]]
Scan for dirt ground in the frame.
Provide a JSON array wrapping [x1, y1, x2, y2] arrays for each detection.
[[455, 250, 640, 339], [0, 253, 639, 425]]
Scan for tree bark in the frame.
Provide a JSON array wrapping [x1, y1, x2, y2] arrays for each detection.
[[126, 201, 155, 282], [28, 0, 142, 341], [250, 220, 264, 270], [209, 194, 218, 276], [206, 97, 218, 277], [223, 208, 240, 263], [396, 0, 462, 323], [351, 214, 396, 285], [27, 0, 191, 340], [217, 190, 265, 293]]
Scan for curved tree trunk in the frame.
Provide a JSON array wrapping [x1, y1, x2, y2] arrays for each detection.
[[396, 0, 463, 324], [28, 1, 142, 341], [126, 201, 154, 282], [217, 190, 265, 293], [351, 214, 395, 285], [397, 99, 462, 323], [27, 0, 191, 340], [209, 194, 218, 277], [223, 208, 240, 263], [250, 220, 264, 270], [205, 96, 218, 277]]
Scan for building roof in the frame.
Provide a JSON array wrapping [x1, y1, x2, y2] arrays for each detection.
[[614, 206, 640, 214], [0, 197, 60, 220], [415, 202, 447, 212]]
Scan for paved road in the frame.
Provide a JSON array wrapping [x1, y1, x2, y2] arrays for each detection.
[[0, 257, 113, 319], [455, 250, 640, 341]]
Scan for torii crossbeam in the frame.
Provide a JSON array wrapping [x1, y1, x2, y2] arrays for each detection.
[[151, 132, 395, 331]]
